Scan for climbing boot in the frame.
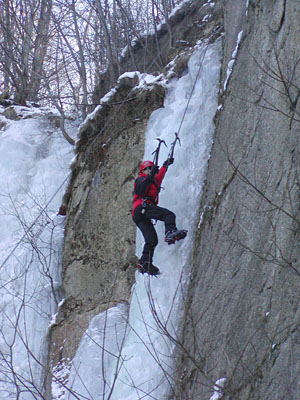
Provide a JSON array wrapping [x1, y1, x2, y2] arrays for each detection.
[[165, 229, 187, 245], [137, 261, 160, 276]]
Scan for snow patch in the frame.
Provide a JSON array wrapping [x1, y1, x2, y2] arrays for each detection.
[[52, 360, 72, 400], [209, 378, 227, 400], [80, 71, 166, 134], [223, 31, 243, 91]]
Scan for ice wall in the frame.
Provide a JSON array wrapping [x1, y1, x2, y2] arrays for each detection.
[[0, 109, 74, 398]]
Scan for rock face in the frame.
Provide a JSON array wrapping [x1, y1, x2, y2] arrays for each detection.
[[174, 1, 300, 399], [47, 0, 300, 399]]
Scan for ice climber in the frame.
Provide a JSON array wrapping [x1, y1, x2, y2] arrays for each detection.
[[132, 158, 187, 276]]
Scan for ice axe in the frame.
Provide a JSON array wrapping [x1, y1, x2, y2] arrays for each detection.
[[165, 132, 181, 167], [152, 138, 167, 166]]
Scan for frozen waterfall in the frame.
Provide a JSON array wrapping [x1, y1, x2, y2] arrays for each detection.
[[0, 109, 75, 399]]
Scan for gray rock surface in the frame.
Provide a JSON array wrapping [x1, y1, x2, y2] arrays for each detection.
[[174, 1, 300, 399]]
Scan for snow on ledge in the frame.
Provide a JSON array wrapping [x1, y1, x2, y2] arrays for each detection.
[[79, 71, 166, 133], [209, 378, 227, 400], [223, 30, 243, 91]]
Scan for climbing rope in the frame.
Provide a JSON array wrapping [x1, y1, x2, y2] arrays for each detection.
[[177, 43, 209, 137], [158, 41, 210, 167]]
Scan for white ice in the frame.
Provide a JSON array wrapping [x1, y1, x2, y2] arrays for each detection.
[[59, 303, 129, 400], [0, 108, 75, 398]]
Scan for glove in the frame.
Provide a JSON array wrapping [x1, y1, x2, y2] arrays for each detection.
[[163, 157, 174, 167], [150, 165, 159, 176]]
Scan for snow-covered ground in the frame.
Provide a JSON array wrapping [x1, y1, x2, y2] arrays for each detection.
[[0, 108, 75, 398], [61, 39, 221, 400]]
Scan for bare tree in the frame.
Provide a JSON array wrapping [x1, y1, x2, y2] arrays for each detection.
[[0, 0, 52, 104], [93, 0, 120, 83], [28, 0, 53, 101]]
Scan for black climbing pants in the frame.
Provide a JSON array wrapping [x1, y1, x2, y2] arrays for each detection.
[[132, 204, 176, 263]]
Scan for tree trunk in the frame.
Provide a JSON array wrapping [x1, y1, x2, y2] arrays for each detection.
[[0, 1, 12, 92], [94, 0, 119, 83], [161, 0, 173, 48], [28, 0, 53, 101]]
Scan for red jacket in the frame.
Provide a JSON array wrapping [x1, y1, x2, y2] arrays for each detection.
[[132, 166, 167, 215]]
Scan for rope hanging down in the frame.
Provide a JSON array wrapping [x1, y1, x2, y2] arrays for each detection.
[[177, 43, 209, 136]]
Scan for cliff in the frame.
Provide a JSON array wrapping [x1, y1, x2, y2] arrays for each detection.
[[175, 1, 300, 399], [48, 0, 300, 399]]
